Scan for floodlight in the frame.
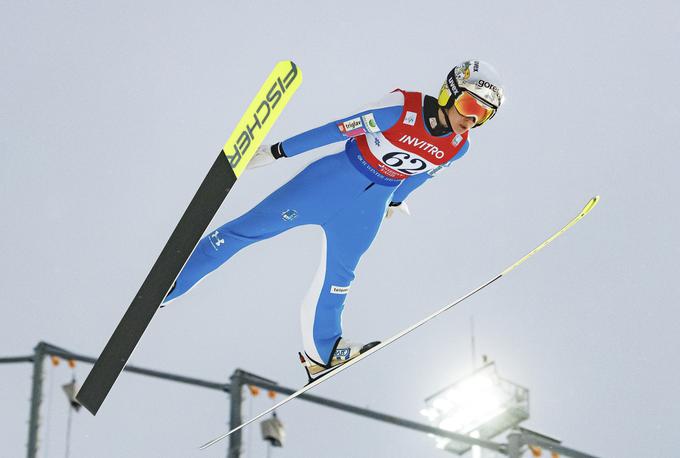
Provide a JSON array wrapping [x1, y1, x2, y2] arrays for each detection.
[[421, 361, 529, 455]]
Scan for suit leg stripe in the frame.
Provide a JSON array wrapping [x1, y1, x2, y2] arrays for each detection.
[[300, 229, 327, 364]]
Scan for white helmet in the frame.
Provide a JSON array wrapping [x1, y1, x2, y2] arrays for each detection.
[[438, 60, 505, 125]]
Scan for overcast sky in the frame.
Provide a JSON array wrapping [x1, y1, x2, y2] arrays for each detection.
[[2, 1, 679, 457]]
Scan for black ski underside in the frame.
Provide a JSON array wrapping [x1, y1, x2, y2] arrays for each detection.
[[77, 151, 235, 415]]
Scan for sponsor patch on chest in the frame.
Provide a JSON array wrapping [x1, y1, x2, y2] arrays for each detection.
[[403, 111, 417, 126], [362, 113, 380, 133]]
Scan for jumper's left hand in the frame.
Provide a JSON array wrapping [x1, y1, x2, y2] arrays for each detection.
[[385, 201, 410, 219]]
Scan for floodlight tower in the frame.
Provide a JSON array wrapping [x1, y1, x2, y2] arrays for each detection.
[[420, 361, 529, 456]]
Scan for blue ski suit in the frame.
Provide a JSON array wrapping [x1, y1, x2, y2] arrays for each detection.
[[164, 89, 470, 366]]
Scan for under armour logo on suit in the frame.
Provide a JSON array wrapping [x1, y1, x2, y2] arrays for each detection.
[[209, 231, 225, 250]]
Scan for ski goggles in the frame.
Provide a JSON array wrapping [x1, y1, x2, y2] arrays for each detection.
[[453, 91, 496, 126]]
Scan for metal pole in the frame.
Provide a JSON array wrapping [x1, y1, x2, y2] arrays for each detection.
[[65, 398, 74, 458], [507, 432, 523, 458], [42, 343, 229, 392], [0, 356, 34, 364], [228, 369, 244, 458], [27, 342, 46, 458]]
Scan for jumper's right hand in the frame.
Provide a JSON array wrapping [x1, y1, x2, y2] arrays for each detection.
[[247, 144, 275, 169], [247, 143, 286, 169]]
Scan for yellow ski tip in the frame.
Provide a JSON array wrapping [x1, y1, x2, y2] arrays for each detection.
[[223, 60, 302, 178], [499, 195, 600, 277], [581, 195, 600, 216]]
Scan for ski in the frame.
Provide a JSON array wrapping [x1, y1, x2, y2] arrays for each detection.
[[76, 61, 302, 416], [198, 196, 600, 450]]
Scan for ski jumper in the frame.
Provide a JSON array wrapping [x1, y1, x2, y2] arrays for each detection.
[[163, 90, 470, 366]]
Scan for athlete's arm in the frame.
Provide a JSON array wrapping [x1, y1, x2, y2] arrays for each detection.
[[390, 140, 470, 204], [278, 92, 405, 157], [390, 173, 432, 205]]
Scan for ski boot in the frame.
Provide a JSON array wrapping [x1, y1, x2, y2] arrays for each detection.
[[298, 338, 380, 384]]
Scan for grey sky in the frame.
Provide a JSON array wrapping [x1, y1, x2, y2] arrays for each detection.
[[2, 1, 679, 457]]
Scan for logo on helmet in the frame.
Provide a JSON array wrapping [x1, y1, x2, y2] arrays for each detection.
[[447, 76, 460, 97], [476, 80, 499, 93], [455, 63, 471, 81]]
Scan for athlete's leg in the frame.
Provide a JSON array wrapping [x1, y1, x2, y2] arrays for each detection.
[[164, 152, 365, 303], [163, 208, 290, 303], [300, 183, 393, 365]]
